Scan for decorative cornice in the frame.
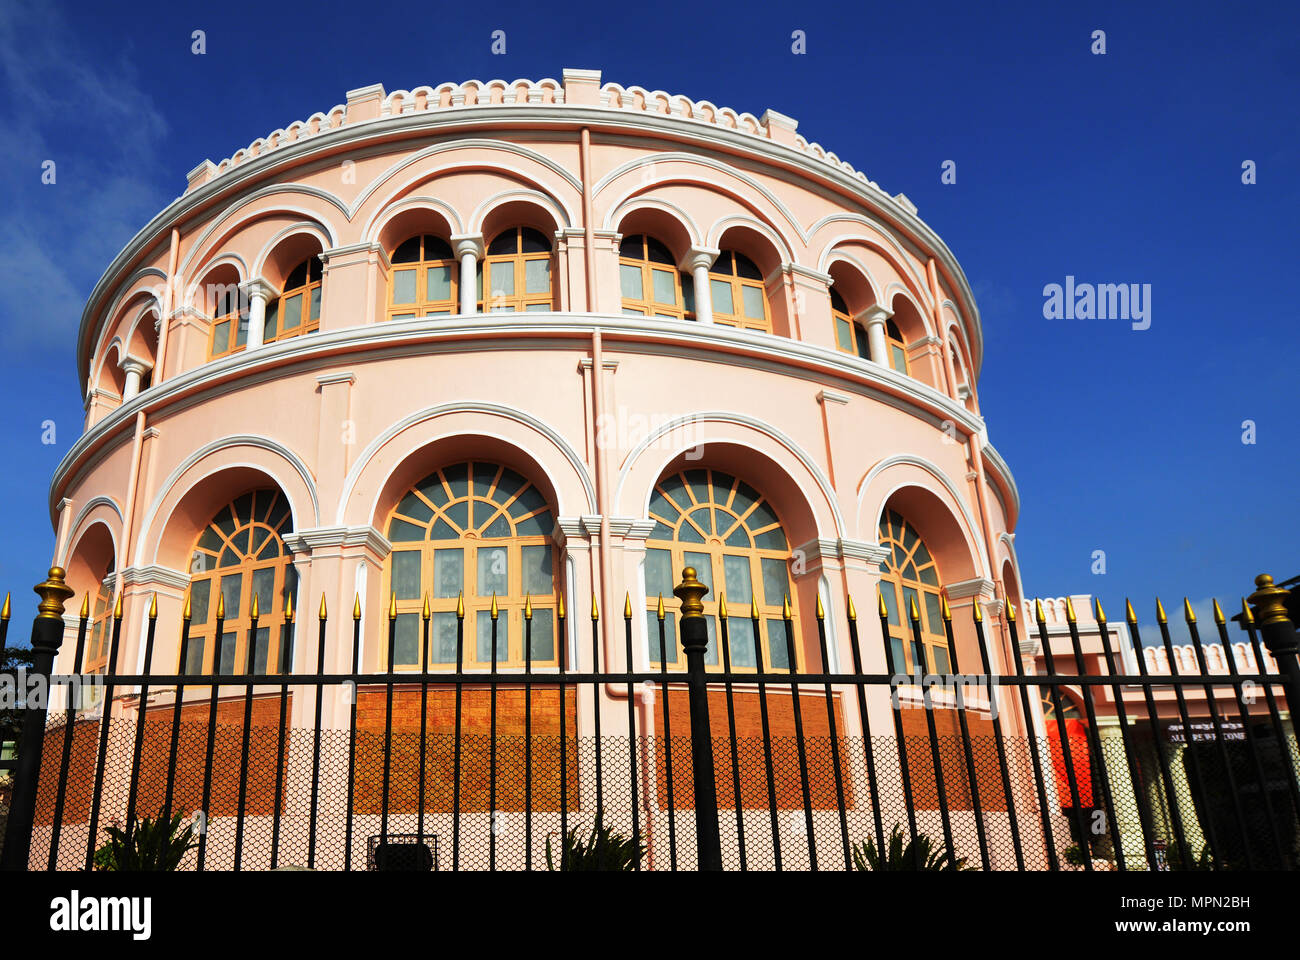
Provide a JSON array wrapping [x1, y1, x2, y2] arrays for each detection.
[[607, 517, 658, 540], [117, 564, 191, 591], [315, 371, 356, 387], [794, 537, 890, 567], [944, 577, 996, 601], [282, 525, 390, 557], [816, 389, 850, 406]]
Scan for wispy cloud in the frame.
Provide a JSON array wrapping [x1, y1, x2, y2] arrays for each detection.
[[0, 2, 170, 350]]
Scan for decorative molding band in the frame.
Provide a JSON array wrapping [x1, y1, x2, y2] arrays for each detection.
[[607, 517, 658, 540], [794, 537, 890, 567], [283, 525, 391, 557], [117, 564, 191, 591], [945, 577, 996, 601]]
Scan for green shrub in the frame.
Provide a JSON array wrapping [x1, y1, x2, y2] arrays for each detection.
[[546, 813, 644, 871], [94, 813, 198, 871], [851, 824, 968, 871]]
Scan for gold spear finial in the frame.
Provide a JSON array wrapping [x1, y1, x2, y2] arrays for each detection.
[[353, 593, 362, 620], [815, 592, 824, 620], [1005, 597, 1016, 622], [491, 593, 499, 619], [908, 594, 920, 623], [591, 593, 600, 621], [524, 594, 533, 620], [656, 593, 665, 622], [750, 596, 759, 621], [719, 592, 728, 620], [1, 592, 10, 621], [1093, 597, 1106, 622], [847, 595, 857, 622], [457, 591, 465, 618], [319, 594, 327, 621], [1183, 598, 1196, 624], [624, 592, 632, 619], [672, 567, 707, 618], [878, 589, 889, 619], [557, 592, 565, 619], [1240, 598, 1254, 626], [1155, 598, 1167, 624], [149, 592, 158, 619], [940, 595, 952, 623], [251, 592, 260, 619], [284, 591, 295, 622], [216, 590, 225, 620], [389, 591, 397, 620], [973, 598, 984, 623], [1065, 597, 1076, 623], [1212, 599, 1225, 625], [1034, 599, 1046, 624], [1124, 599, 1137, 624], [783, 595, 793, 621], [80, 592, 90, 619], [114, 590, 124, 619]]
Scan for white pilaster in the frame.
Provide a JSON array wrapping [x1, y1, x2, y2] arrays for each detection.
[[451, 234, 485, 316], [240, 277, 277, 349], [858, 304, 893, 366], [119, 356, 152, 400], [682, 246, 720, 324]]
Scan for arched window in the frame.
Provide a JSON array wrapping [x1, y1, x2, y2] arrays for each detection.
[[263, 256, 322, 344], [208, 285, 247, 360], [708, 251, 770, 332], [644, 469, 795, 672], [877, 510, 949, 674], [478, 227, 553, 312], [1040, 690, 1084, 721], [885, 318, 909, 374], [384, 461, 559, 669], [186, 490, 296, 675], [619, 234, 693, 320], [388, 235, 457, 320], [84, 566, 116, 675], [831, 289, 871, 360]]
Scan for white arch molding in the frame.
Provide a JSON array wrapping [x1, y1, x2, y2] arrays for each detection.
[[251, 222, 334, 279], [57, 497, 125, 569], [133, 435, 322, 568], [335, 401, 598, 527]]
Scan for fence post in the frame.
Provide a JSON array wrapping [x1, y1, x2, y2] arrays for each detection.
[[674, 566, 722, 871], [1, 567, 74, 871], [1248, 574, 1300, 713]]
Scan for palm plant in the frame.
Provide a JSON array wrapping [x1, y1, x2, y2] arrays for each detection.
[[851, 824, 968, 871], [94, 812, 198, 871], [546, 813, 644, 871]]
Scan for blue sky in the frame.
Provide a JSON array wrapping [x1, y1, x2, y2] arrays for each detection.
[[0, 0, 1296, 633]]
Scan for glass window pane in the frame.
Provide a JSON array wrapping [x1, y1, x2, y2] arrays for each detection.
[[283, 293, 302, 330], [527, 608, 554, 663], [889, 636, 907, 673], [703, 615, 719, 666], [644, 548, 673, 602], [212, 321, 230, 355], [891, 344, 907, 372], [433, 548, 463, 599], [881, 583, 900, 627], [524, 303, 549, 312], [426, 265, 451, 302], [220, 573, 243, 622], [430, 612, 459, 664], [393, 269, 416, 304], [710, 278, 733, 315], [184, 635, 206, 676], [742, 285, 765, 320], [651, 269, 676, 305], [760, 557, 787, 607], [392, 550, 421, 600], [190, 578, 212, 625], [524, 258, 550, 294], [521, 544, 553, 596], [388, 518, 425, 542], [393, 613, 420, 667], [218, 632, 237, 675], [836, 318, 853, 351], [765, 619, 790, 670], [476, 611, 508, 663], [924, 592, 944, 637], [646, 610, 678, 665], [930, 644, 950, 675], [620, 263, 643, 300], [723, 555, 754, 604], [308, 285, 321, 322], [477, 546, 508, 597], [234, 315, 248, 347], [683, 552, 713, 595], [251, 567, 275, 619], [252, 627, 271, 675], [727, 616, 757, 669], [489, 260, 515, 297]]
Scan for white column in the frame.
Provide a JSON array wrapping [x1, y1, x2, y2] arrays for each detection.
[[119, 357, 151, 400], [241, 278, 276, 350], [858, 304, 893, 366], [682, 246, 720, 324], [451, 234, 485, 316]]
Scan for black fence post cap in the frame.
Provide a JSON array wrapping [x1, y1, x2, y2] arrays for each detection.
[[673, 567, 709, 618]]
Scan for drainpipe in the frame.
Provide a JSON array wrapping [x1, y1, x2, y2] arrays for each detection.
[[154, 228, 180, 384]]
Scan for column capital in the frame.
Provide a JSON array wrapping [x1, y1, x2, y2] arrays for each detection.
[[680, 246, 720, 273], [119, 355, 153, 376], [320, 241, 389, 271], [239, 276, 278, 302], [856, 304, 893, 327], [451, 233, 485, 259], [282, 525, 391, 561]]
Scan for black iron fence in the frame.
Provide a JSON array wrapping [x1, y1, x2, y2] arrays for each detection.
[[1, 567, 1298, 871]]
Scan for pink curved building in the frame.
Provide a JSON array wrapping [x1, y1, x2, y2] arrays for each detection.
[[49, 68, 1026, 757]]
